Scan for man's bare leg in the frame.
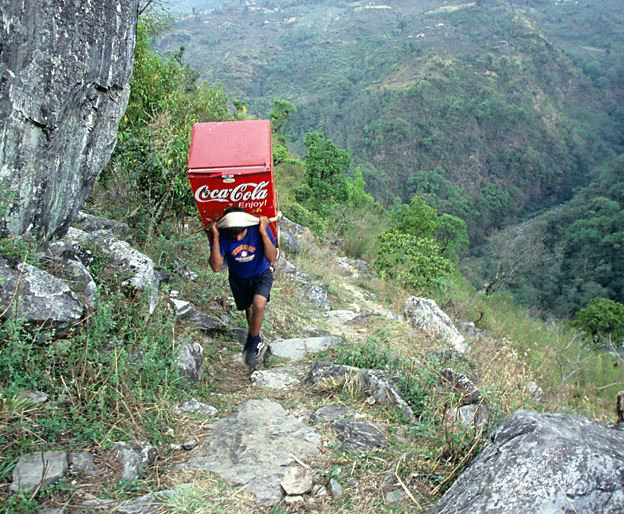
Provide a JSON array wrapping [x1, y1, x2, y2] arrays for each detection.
[[247, 294, 267, 337]]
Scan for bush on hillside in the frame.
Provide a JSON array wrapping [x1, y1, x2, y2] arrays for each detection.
[[374, 229, 452, 292], [573, 297, 624, 344]]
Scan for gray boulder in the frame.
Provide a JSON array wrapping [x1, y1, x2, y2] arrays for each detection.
[[0, 256, 84, 336], [180, 399, 321, 505], [403, 297, 468, 353], [337, 256, 370, 277], [305, 363, 416, 423], [169, 297, 226, 334], [278, 221, 301, 255], [65, 228, 160, 313], [177, 399, 218, 416], [112, 442, 156, 481], [270, 337, 340, 361], [332, 419, 386, 451], [435, 409, 624, 513], [0, 0, 138, 239], [10, 451, 68, 494], [44, 240, 97, 309], [176, 341, 204, 382], [280, 217, 314, 255]]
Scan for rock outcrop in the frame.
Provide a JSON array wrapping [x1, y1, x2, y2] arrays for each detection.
[[0, 255, 85, 336], [0, 0, 138, 239], [64, 228, 160, 313], [305, 362, 417, 423], [435, 409, 624, 513], [270, 336, 340, 360], [180, 399, 321, 506], [403, 297, 468, 353]]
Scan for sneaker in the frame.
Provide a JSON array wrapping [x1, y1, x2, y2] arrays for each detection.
[[244, 336, 260, 369], [244, 346, 258, 369], [256, 339, 270, 365]]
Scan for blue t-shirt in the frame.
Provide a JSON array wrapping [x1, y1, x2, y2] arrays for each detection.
[[218, 225, 276, 279]]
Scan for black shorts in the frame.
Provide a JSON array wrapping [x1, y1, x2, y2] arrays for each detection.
[[228, 268, 274, 311]]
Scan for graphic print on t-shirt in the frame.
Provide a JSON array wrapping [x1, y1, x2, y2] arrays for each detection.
[[232, 244, 256, 263]]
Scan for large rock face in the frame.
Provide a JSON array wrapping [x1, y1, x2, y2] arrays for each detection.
[[0, 0, 138, 239], [434, 409, 624, 513]]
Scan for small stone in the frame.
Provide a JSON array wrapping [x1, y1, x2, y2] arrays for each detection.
[[345, 478, 357, 487], [380, 473, 399, 492], [270, 336, 340, 361], [10, 451, 68, 493], [178, 399, 217, 416], [251, 367, 300, 390], [403, 297, 467, 353], [329, 478, 343, 500], [112, 442, 156, 481], [169, 444, 182, 451], [69, 451, 103, 477], [366, 396, 376, 405], [526, 381, 543, 401], [176, 341, 204, 383], [312, 484, 328, 497], [312, 406, 365, 423], [281, 467, 314, 495], [17, 390, 49, 404], [386, 489, 406, 503], [440, 368, 481, 405], [182, 439, 198, 451], [284, 495, 304, 504], [332, 420, 386, 451], [116, 492, 162, 513]]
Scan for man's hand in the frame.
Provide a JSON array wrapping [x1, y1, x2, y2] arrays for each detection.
[[258, 216, 269, 235], [210, 221, 220, 240]]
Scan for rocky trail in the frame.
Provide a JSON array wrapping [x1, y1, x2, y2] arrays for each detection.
[[160, 253, 417, 511], [7, 217, 624, 513]]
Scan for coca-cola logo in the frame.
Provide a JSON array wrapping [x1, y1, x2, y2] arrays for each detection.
[[195, 181, 269, 203]]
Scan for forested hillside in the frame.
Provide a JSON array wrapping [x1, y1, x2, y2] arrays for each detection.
[[160, 0, 622, 239], [159, 0, 624, 316]]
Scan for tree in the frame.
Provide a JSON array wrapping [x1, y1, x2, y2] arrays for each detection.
[[390, 195, 468, 259], [269, 99, 297, 135], [573, 297, 624, 343], [298, 132, 352, 214], [391, 195, 438, 240], [374, 230, 452, 292], [480, 219, 551, 296]]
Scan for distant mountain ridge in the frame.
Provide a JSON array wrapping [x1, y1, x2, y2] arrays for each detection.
[[159, 0, 623, 243]]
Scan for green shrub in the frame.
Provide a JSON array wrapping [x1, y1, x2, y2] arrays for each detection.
[[374, 229, 453, 293], [573, 297, 624, 343], [282, 202, 326, 235]]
